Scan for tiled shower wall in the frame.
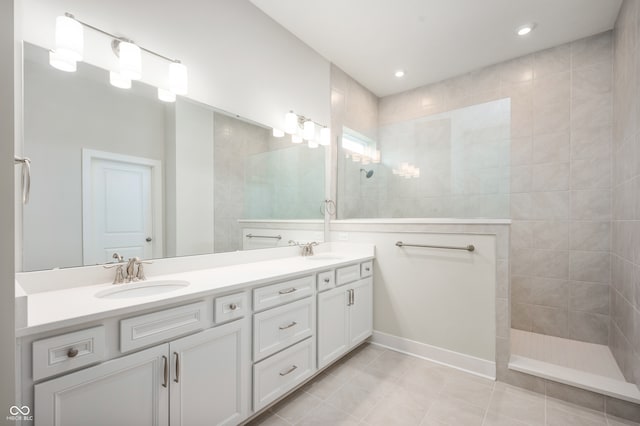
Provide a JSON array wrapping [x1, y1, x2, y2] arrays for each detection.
[[378, 32, 614, 346], [612, 0, 640, 389]]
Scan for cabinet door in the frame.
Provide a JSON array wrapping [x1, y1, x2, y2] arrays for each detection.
[[169, 319, 249, 426], [317, 286, 349, 369], [348, 277, 373, 347], [34, 344, 168, 426]]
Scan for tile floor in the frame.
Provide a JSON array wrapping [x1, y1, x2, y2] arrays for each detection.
[[246, 343, 640, 426]]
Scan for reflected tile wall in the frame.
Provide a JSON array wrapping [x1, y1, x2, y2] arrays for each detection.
[[376, 31, 614, 346], [611, 0, 640, 390]]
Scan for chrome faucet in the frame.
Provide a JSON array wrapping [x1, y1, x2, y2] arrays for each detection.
[[289, 241, 319, 256], [104, 254, 153, 284]]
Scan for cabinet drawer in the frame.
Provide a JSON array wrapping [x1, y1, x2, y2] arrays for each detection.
[[214, 292, 247, 324], [253, 275, 314, 311], [253, 297, 314, 361], [253, 338, 315, 411], [336, 264, 360, 286], [33, 326, 106, 381], [120, 301, 207, 352], [317, 270, 335, 292], [360, 261, 373, 278]]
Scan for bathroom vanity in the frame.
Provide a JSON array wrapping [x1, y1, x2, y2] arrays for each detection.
[[15, 244, 374, 426]]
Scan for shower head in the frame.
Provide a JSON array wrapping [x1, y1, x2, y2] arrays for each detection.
[[360, 168, 374, 179]]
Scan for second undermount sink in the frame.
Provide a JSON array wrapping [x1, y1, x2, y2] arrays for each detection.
[[304, 253, 346, 261], [95, 280, 190, 299]]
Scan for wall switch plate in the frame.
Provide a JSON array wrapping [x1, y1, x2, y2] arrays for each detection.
[[338, 232, 349, 241]]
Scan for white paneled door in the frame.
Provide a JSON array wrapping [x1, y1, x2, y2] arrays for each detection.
[[82, 149, 162, 265]]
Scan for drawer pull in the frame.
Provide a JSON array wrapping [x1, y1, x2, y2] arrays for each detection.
[[67, 348, 79, 358], [278, 287, 297, 295], [279, 365, 298, 376], [279, 321, 297, 330], [323, 278, 330, 283], [365, 267, 371, 272], [162, 355, 168, 388], [229, 303, 238, 311]]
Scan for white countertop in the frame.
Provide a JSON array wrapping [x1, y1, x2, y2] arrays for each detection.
[[19, 251, 373, 337]]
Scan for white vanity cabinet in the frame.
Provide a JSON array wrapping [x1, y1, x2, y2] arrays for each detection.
[[318, 276, 373, 369], [34, 319, 249, 426]]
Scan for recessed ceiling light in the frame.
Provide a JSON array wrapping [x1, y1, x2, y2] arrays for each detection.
[[517, 24, 535, 36], [395, 70, 405, 78]]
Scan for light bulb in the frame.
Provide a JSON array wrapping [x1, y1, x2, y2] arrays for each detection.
[[119, 41, 141, 80], [320, 127, 331, 146], [169, 61, 188, 95], [109, 71, 131, 89], [55, 15, 83, 62], [303, 120, 315, 140], [49, 50, 76, 72], [158, 88, 176, 102], [284, 111, 298, 134], [272, 128, 285, 138]]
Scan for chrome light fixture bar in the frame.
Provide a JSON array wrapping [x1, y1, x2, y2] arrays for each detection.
[[50, 13, 188, 102]]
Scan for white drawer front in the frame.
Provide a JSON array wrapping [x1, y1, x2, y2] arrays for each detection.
[[253, 297, 314, 361], [33, 326, 106, 381], [317, 270, 335, 292], [253, 338, 315, 411], [253, 275, 314, 311], [336, 264, 360, 286], [214, 292, 247, 324], [120, 301, 206, 352], [360, 261, 373, 278]]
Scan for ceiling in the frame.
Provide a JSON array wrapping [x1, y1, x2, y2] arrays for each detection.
[[250, 0, 623, 97]]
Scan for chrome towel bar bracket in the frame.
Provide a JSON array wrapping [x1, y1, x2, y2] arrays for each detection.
[[395, 241, 475, 252]]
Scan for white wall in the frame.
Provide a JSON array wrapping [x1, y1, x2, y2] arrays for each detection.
[[22, 50, 165, 271], [1, 0, 16, 416], [18, 0, 331, 131]]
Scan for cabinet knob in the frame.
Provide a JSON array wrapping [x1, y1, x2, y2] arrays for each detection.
[[324, 278, 330, 283], [67, 348, 79, 358], [365, 267, 370, 271], [229, 303, 238, 311]]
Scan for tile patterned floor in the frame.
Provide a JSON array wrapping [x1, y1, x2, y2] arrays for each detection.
[[246, 343, 640, 426]]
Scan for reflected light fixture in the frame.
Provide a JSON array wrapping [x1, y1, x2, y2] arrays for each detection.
[[158, 88, 176, 103], [169, 61, 188, 95], [49, 50, 77, 72], [292, 133, 303, 144], [109, 71, 131, 89], [308, 139, 319, 149], [517, 24, 535, 36], [272, 128, 285, 138]]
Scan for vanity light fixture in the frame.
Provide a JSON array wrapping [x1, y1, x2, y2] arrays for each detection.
[[109, 71, 132, 89], [319, 127, 331, 146], [393, 162, 420, 178], [303, 120, 315, 141], [284, 111, 298, 134], [272, 128, 285, 138], [517, 24, 535, 36], [395, 70, 405, 78], [50, 13, 188, 100]]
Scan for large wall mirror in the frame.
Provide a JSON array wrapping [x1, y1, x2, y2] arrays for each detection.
[[21, 42, 326, 272]]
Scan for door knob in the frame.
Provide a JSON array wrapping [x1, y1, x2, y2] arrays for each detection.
[[146, 237, 153, 242]]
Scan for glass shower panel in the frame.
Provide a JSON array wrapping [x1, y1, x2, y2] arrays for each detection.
[[338, 98, 511, 219]]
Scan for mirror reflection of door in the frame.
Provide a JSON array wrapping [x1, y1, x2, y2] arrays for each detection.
[[82, 149, 162, 265]]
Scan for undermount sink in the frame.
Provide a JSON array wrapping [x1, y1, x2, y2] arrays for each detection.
[[304, 253, 345, 261], [95, 280, 190, 299]]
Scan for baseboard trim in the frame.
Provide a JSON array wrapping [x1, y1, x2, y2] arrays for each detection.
[[368, 330, 496, 380]]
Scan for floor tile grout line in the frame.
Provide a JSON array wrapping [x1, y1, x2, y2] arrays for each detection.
[[480, 384, 496, 426]]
